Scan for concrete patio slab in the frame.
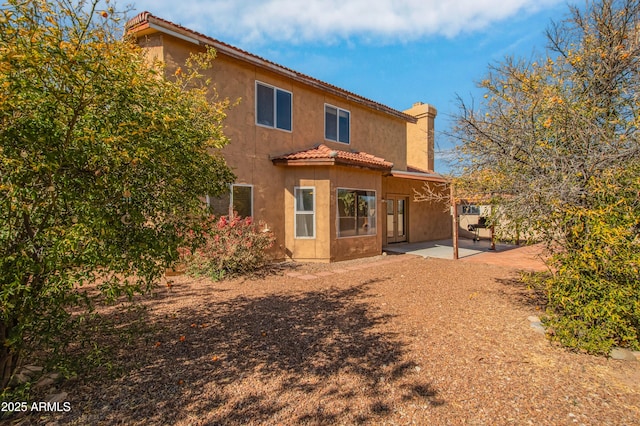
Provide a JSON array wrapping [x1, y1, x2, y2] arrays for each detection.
[[383, 239, 547, 271], [383, 238, 500, 260]]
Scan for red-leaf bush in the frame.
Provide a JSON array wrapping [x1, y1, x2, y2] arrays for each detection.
[[180, 215, 275, 280]]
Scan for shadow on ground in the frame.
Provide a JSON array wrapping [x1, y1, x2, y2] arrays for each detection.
[[493, 275, 549, 312], [52, 279, 443, 425]]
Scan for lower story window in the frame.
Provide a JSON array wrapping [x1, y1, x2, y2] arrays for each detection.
[[295, 187, 315, 238], [231, 184, 253, 218], [337, 188, 376, 237], [207, 184, 253, 218]]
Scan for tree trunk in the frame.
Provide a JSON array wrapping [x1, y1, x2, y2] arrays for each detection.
[[0, 320, 19, 389], [451, 185, 459, 260]]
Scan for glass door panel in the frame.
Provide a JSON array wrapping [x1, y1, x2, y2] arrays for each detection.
[[385, 196, 408, 244], [387, 199, 395, 239], [397, 199, 405, 240]]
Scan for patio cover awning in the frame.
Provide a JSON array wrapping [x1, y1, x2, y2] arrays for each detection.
[[388, 168, 448, 183]]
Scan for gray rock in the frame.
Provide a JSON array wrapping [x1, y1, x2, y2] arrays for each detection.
[[21, 365, 44, 376], [527, 316, 541, 323], [34, 376, 56, 389], [10, 372, 30, 386], [47, 392, 68, 404], [10, 365, 45, 385], [34, 372, 62, 389], [610, 347, 638, 361], [530, 322, 546, 335]]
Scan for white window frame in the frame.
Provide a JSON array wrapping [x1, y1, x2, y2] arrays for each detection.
[[336, 187, 377, 238], [294, 186, 316, 239], [255, 81, 292, 132], [324, 103, 350, 144]]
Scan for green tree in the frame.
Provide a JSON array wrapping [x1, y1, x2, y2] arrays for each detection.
[[450, 0, 640, 352], [0, 0, 234, 388]]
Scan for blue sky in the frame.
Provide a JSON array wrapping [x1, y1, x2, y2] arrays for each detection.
[[129, 0, 569, 173]]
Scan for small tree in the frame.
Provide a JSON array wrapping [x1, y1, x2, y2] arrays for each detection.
[[447, 0, 640, 352], [0, 0, 234, 388]]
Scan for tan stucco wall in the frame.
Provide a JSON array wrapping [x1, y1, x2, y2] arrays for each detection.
[[158, 35, 409, 167], [280, 166, 383, 262], [282, 166, 331, 262], [136, 30, 452, 262], [383, 177, 451, 244], [137, 33, 165, 65], [404, 102, 437, 172], [152, 34, 414, 261]]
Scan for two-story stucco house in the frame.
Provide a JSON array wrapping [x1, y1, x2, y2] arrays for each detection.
[[126, 12, 452, 262]]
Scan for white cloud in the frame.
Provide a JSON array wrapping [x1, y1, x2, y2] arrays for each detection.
[[128, 0, 564, 44]]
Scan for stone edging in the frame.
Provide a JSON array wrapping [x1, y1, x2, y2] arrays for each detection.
[[527, 316, 640, 362]]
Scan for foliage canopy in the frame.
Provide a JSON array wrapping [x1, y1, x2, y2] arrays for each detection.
[[0, 0, 234, 389], [449, 0, 640, 353]]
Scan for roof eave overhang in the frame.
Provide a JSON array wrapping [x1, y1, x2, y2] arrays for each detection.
[[272, 159, 336, 167], [388, 169, 449, 183], [127, 14, 417, 124], [272, 158, 392, 171]]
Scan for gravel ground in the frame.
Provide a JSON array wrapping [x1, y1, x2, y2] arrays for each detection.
[[14, 254, 640, 425]]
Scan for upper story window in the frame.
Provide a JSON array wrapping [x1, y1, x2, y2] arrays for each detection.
[[256, 81, 292, 131], [325, 104, 350, 144]]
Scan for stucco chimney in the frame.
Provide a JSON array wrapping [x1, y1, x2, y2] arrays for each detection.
[[404, 102, 437, 172]]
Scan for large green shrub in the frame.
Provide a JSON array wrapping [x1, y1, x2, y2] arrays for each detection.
[[541, 171, 640, 354], [0, 0, 234, 390], [443, 0, 640, 355]]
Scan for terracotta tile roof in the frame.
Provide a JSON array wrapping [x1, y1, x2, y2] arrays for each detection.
[[272, 144, 394, 171], [125, 12, 417, 124]]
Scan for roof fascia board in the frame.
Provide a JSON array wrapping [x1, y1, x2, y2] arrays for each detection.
[[272, 159, 336, 167], [273, 158, 390, 171], [141, 16, 417, 123], [390, 169, 448, 182], [149, 22, 200, 45]]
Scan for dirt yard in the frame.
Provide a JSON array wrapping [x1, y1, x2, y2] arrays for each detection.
[[18, 253, 640, 425]]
